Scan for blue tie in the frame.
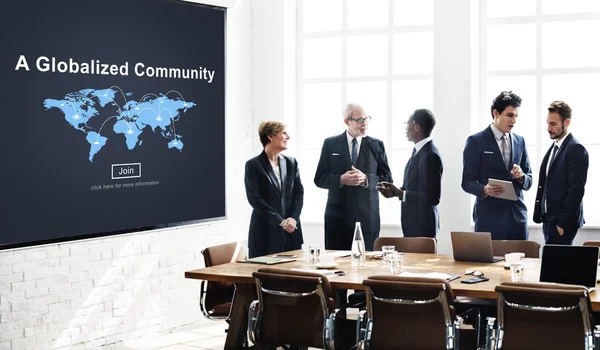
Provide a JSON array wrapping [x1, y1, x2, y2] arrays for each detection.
[[542, 144, 560, 216], [351, 138, 358, 166], [403, 148, 417, 185], [406, 147, 416, 169], [548, 144, 559, 170]]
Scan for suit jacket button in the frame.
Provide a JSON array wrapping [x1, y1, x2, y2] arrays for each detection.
[[538, 186, 542, 188]]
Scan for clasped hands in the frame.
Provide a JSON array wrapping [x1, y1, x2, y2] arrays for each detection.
[[280, 217, 297, 233], [340, 166, 367, 186], [484, 164, 525, 197]]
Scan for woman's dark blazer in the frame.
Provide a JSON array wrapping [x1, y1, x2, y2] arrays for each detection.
[[244, 151, 304, 258]]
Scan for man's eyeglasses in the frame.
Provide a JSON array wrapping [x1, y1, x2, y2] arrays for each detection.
[[347, 116, 372, 124], [404, 121, 417, 129], [465, 269, 484, 277]]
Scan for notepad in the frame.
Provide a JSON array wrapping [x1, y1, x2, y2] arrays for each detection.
[[240, 257, 296, 265], [398, 271, 460, 282], [291, 268, 345, 276], [323, 251, 352, 258]]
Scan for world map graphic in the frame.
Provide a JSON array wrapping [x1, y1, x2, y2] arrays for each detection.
[[44, 86, 195, 162]]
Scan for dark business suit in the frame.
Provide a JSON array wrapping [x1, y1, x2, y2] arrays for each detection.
[[533, 134, 588, 245], [245, 151, 304, 258], [462, 126, 532, 240], [401, 141, 443, 238], [314, 132, 393, 251]]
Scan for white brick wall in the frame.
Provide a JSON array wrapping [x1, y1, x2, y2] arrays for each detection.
[[0, 1, 255, 349]]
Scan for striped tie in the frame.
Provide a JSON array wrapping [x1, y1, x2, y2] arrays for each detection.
[[501, 134, 510, 170]]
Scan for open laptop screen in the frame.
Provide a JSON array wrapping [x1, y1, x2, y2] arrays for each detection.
[[451, 231, 503, 263], [540, 245, 599, 289]]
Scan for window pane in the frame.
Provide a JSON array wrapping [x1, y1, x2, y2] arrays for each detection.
[[348, 0, 389, 29], [542, 21, 600, 69], [542, 74, 600, 144], [299, 149, 328, 221], [542, 0, 600, 15], [347, 35, 388, 77], [583, 145, 600, 224], [346, 82, 388, 144], [303, 38, 343, 79], [302, 0, 343, 33], [392, 32, 433, 74], [486, 76, 537, 144], [487, 24, 536, 71], [394, 0, 433, 26], [391, 80, 433, 148], [302, 83, 342, 148], [487, 0, 536, 18]]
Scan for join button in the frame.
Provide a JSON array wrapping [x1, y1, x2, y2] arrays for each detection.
[[112, 163, 141, 179]]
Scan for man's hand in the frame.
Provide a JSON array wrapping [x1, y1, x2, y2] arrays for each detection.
[[351, 166, 367, 185], [556, 225, 564, 236], [280, 218, 297, 233], [377, 181, 402, 198], [510, 164, 525, 180], [483, 183, 505, 197], [340, 167, 366, 186]]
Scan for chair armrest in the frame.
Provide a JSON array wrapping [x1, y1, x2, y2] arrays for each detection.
[[199, 281, 209, 317], [485, 317, 496, 350], [452, 316, 462, 350], [355, 309, 372, 349], [324, 309, 340, 350], [247, 300, 260, 347], [356, 310, 367, 344]]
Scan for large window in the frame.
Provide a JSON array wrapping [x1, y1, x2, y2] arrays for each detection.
[[297, 0, 434, 223], [481, 0, 600, 225]]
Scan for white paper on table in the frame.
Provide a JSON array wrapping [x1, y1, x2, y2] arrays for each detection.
[[291, 268, 344, 277], [398, 271, 452, 280], [322, 251, 351, 258]]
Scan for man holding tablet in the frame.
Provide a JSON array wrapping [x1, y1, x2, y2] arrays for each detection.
[[462, 91, 533, 240]]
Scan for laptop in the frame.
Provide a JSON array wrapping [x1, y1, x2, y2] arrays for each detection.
[[540, 245, 599, 291], [451, 231, 504, 263]]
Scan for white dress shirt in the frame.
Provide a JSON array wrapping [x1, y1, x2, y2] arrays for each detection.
[[490, 124, 511, 159], [346, 131, 363, 160]]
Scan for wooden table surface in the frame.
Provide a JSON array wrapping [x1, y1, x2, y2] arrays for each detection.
[[190, 250, 516, 296], [185, 249, 600, 349]]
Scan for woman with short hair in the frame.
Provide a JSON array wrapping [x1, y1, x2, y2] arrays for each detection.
[[244, 121, 304, 258]]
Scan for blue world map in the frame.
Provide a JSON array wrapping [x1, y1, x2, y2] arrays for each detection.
[[44, 87, 195, 162]]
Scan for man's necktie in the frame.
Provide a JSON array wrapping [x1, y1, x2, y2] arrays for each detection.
[[501, 134, 511, 170], [403, 148, 417, 185], [548, 144, 559, 170], [542, 144, 560, 215], [351, 138, 358, 166], [406, 147, 417, 170]]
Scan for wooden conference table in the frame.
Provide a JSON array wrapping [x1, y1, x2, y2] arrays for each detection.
[[185, 249, 600, 349]]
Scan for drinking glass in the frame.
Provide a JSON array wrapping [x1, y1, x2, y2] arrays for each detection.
[[382, 245, 395, 266], [389, 252, 402, 275], [510, 262, 524, 282], [309, 244, 321, 263]]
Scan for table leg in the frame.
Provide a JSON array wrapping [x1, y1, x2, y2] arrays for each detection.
[[224, 283, 256, 349]]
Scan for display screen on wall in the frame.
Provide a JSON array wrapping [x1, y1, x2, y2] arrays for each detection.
[[0, 0, 226, 249]]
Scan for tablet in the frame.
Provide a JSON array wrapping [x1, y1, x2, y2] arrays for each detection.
[[488, 178, 517, 201]]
